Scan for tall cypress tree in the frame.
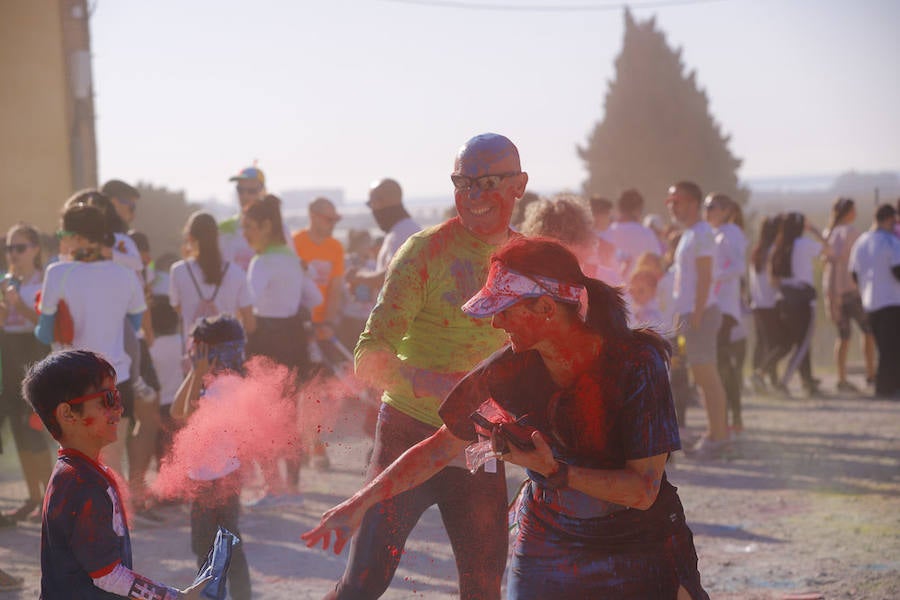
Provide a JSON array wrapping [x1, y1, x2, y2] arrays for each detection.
[[579, 9, 748, 214]]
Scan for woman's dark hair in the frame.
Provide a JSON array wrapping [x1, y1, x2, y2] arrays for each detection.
[[826, 197, 855, 237], [22, 350, 117, 440], [149, 294, 179, 337], [62, 203, 114, 248], [185, 211, 224, 285], [750, 214, 780, 274], [770, 211, 805, 279], [491, 237, 669, 358], [65, 188, 128, 237], [244, 195, 286, 246], [189, 314, 245, 346], [7, 222, 43, 270]]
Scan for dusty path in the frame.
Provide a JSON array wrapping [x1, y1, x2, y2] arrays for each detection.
[[1, 376, 898, 599]]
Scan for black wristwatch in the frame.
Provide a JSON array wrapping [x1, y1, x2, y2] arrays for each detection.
[[544, 461, 569, 490]]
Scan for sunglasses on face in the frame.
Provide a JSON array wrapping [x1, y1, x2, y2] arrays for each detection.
[[56, 230, 75, 239], [67, 388, 122, 411], [313, 212, 341, 223], [5, 243, 32, 254], [450, 172, 521, 192], [236, 185, 263, 195]]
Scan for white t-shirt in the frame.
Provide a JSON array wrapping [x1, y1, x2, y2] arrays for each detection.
[[849, 229, 900, 312], [112, 233, 143, 272], [780, 237, 822, 288], [376, 217, 422, 272], [148, 334, 183, 406], [187, 388, 241, 481], [749, 260, 777, 310], [39, 260, 146, 383], [169, 259, 251, 335], [672, 220, 718, 315], [2, 271, 43, 334], [712, 223, 748, 321], [247, 247, 315, 318], [608, 221, 664, 267]]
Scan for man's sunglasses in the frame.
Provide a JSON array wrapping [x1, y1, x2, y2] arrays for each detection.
[[450, 172, 521, 192], [236, 185, 263, 195], [5, 243, 32, 254], [67, 388, 122, 411]]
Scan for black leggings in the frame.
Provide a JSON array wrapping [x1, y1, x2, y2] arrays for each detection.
[[325, 404, 508, 600], [759, 299, 815, 389], [717, 315, 746, 427], [751, 308, 780, 382]]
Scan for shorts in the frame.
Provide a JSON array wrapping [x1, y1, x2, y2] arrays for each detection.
[[678, 306, 722, 366], [837, 291, 871, 340]]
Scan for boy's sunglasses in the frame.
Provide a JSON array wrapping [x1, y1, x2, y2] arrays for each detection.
[[67, 388, 122, 410], [5, 243, 32, 254]]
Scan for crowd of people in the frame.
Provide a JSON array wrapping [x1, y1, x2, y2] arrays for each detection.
[[1, 131, 898, 598]]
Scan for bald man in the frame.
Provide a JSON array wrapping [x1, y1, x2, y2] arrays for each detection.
[[347, 178, 421, 291], [308, 133, 528, 599]]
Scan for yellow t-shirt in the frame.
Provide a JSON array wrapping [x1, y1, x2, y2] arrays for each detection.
[[292, 230, 345, 323]]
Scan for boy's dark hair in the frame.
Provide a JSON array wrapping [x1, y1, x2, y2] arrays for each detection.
[[149, 294, 179, 336], [22, 350, 116, 440], [189, 314, 245, 346], [875, 203, 897, 224], [617, 188, 644, 218], [588, 195, 613, 216], [671, 181, 703, 204], [62, 203, 114, 247], [128, 230, 150, 253]]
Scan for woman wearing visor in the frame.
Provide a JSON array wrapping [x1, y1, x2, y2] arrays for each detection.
[[304, 237, 707, 599]]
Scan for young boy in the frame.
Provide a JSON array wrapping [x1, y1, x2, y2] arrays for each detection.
[[23, 349, 207, 600], [171, 315, 251, 600]]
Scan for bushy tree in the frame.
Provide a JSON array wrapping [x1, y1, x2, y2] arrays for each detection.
[[579, 9, 748, 215], [131, 183, 198, 259]]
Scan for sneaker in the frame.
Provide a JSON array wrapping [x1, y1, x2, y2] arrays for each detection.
[[750, 372, 768, 395], [132, 507, 166, 526], [244, 493, 297, 510], [772, 382, 792, 399], [5, 498, 39, 522], [685, 435, 731, 460], [836, 380, 860, 394]]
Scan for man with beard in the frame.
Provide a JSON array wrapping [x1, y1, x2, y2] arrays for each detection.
[[304, 133, 528, 600], [347, 178, 421, 292]]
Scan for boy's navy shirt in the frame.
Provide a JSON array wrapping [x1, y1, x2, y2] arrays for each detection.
[[41, 448, 132, 599]]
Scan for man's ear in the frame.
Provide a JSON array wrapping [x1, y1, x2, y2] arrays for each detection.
[[514, 172, 529, 198], [533, 295, 556, 318]]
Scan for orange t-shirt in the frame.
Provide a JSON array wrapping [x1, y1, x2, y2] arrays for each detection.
[[292, 229, 345, 323]]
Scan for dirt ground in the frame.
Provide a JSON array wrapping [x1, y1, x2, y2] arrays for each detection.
[[1, 373, 898, 599]]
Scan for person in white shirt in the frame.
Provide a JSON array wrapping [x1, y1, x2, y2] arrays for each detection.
[[0, 223, 52, 522], [36, 200, 146, 478], [748, 215, 783, 392], [344, 178, 421, 348], [608, 189, 664, 276], [667, 180, 729, 457], [243, 194, 322, 500], [768, 211, 828, 396], [849, 204, 900, 398], [704, 193, 749, 434], [170, 211, 255, 347], [219, 165, 295, 272], [823, 197, 876, 393], [147, 295, 184, 460]]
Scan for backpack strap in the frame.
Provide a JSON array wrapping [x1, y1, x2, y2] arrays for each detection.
[[186, 261, 228, 302]]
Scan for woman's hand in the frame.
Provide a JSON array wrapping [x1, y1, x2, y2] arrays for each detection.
[[301, 496, 369, 555], [190, 342, 216, 378], [494, 429, 558, 477]]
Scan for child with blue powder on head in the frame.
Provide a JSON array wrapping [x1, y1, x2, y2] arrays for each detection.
[[22, 349, 207, 600], [171, 314, 251, 600]]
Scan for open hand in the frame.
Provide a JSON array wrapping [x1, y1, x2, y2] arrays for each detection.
[[301, 496, 368, 555]]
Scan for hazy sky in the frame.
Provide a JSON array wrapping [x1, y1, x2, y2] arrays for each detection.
[[89, 0, 900, 204]]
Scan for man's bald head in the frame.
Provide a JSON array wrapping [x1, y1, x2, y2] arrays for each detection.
[[367, 178, 403, 210], [454, 133, 521, 177]]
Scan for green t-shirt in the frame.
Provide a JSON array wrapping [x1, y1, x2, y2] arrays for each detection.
[[355, 218, 509, 428]]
